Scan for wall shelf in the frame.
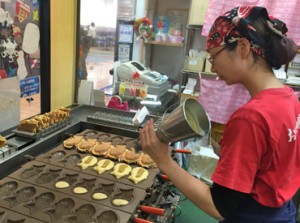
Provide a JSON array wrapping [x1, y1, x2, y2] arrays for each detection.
[[181, 69, 199, 74], [146, 41, 183, 47], [201, 71, 217, 77], [186, 25, 203, 30]]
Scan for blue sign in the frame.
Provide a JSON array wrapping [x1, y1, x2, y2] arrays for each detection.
[[20, 76, 40, 98], [32, 0, 40, 8]]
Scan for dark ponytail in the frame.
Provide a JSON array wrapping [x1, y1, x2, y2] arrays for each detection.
[[266, 21, 298, 69], [252, 17, 298, 69]]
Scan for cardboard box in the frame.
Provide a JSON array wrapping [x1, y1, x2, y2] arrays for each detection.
[[188, 146, 219, 183], [184, 57, 204, 72], [180, 92, 199, 102], [204, 58, 212, 73]]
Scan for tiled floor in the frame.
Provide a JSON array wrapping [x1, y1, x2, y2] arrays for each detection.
[[20, 47, 114, 120], [173, 187, 218, 223], [86, 47, 114, 90]]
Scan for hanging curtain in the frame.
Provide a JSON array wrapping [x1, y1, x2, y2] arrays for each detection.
[[198, 77, 250, 124]]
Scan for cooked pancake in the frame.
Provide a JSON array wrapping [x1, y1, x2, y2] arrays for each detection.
[[106, 145, 127, 161], [90, 142, 112, 156], [137, 153, 157, 168], [77, 139, 97, 152], [123, 148, 142, 164], [63, 135, 83, 149]]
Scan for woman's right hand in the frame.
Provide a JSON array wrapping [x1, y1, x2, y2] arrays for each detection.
[[139, 119, 171, 167]]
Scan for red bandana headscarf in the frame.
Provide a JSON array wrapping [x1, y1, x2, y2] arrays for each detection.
[[206, 6, 289, 59]]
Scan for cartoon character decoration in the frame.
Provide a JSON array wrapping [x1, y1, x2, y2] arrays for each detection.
[[16, 50, 27, 79], [134, 17, 155, 42], [1, 38, 18, 63], [0, 1, 40, 81], [16, 0, 31, 23], [0, 8, 14, 26]]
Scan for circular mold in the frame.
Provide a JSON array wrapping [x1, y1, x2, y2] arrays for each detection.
[[0, 181, 18, 198], [56, 173, 79, 187], [35, 169, 62, 184], [91, 183, 115, 200], [35, 192, 55, 206], [48, 198, 75, 221], [14, 186, 37, 204], [111, 136, 124, 146], [111, 188, 134, 207], [55, 198, 75, 210], [73, 178, 96, 193], [74, 204, 96, 222], [64, 154, 81, 165], [49, 150, 66, 162], [19, 165, 45, 179], [27, 192, 55, 214], [97, 210, 119, 223], [124, 138, 136, 149], [84, 130, 98, 139], [98, 133, 111, 142]]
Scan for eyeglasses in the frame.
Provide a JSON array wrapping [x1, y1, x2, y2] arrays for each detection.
[[207, 46, 228, 64]]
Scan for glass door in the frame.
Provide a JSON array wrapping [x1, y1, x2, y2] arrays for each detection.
[[76, 0, 136, 102], [77, 0, 117, 97]]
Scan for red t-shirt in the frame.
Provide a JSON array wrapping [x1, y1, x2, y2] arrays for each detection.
[[212, 86, 300, 207]]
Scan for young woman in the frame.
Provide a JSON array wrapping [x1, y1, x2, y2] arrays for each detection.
[[139, 6, 299, 223]]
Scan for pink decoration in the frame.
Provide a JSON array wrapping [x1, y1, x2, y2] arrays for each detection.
[[157, 21, 163, 29], [198, 77, 250, 124], [132, 71, 140, 80], [173, 29, 182, 36], [107, 96, 128, 111]]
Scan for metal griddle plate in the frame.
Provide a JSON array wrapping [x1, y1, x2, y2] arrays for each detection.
[[0, 129, 161, 222], [0, 177, 132, 223], [0, 206, 45, 223], [8, 160, 148, 214], [35, 145, 159, 190], [35, 129, 160, 190]]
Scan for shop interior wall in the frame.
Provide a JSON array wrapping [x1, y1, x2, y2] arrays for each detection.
[[48, 0, 204, 109], [50, 0, 77, 109], [132, 0, 147, 62], [146, 0, 190, 82]]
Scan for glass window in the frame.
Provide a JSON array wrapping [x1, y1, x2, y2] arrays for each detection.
[[0, 0, 48, 131]]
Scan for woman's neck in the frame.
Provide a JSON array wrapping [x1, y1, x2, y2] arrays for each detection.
[[244, 71, 284, 97]]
